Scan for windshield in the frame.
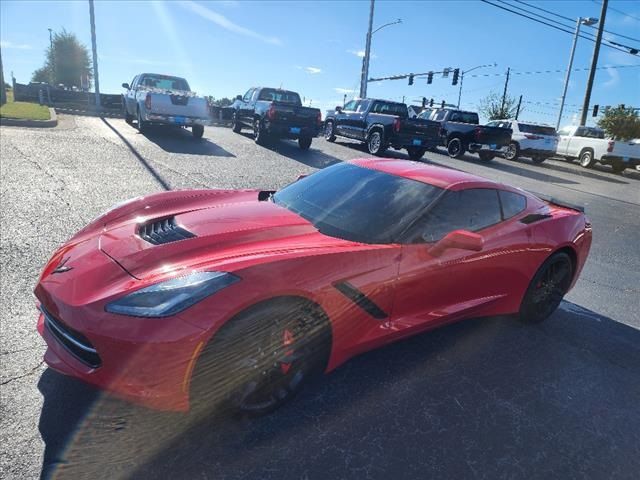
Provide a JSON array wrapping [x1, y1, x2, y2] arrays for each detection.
[[273, 163, 443, 244], [140, 75, 190, 91], [258, 88, 301, 105]]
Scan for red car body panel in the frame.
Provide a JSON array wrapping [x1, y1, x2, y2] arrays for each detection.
[[35, 159, 592, 411]]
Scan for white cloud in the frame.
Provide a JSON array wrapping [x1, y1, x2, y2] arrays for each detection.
[[602, 66, 620, 88], [180, 1, 282, 45], [0, 40, 32, 50], [334, 88, 356, 94], [347, 49, 376, 59], [305, 66, 322, 74]]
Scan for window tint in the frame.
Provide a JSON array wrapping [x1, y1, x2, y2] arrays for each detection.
[[257, 88, 301, 105], [370, 101, 408, 116], [499, 190, 527, 219], [449, 111, 479, 124], [420, 189, 502, 242], [242, 88, 254, 102], [273, 163, 443, 244], [139, 74, 190, 91], [434, 110, 448, 121], [343, 100, 358, 112], [356, 99, 371, 113], [518, 123, 556, 136]]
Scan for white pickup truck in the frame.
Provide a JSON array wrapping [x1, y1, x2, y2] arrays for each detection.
[[122, 73, 211, 138], [556, 125, 640, 173]]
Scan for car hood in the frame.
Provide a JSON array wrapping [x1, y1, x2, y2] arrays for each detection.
[[99, 197, 356, 280]]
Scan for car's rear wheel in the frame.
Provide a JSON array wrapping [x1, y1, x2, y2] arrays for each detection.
[[324, 121, 336, 142], [191, 299, 331, 417], [253, 118, 267, 145], [504, 142, 519, 161], [478, 152, 495, 161], [192, 125, 204, 139], [367, 130, 386, 156], [232, 113, 242, 133], [531, 155, 547, 164], [407, 147, 426, 161], [611, 163, 626, 173], [579, 149, 596, 168], [298, 136, 312, 150], [446, 137, 464, 158], [519, 252, 573, 324]]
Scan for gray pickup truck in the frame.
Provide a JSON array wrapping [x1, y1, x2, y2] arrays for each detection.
[[122, 73, 211, 138]]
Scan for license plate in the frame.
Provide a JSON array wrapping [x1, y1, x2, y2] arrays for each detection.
[[290, 127, 301, 134], [174, 116, 186, 125], [490, 144, 496, 150], [412, 139, 422, 146]]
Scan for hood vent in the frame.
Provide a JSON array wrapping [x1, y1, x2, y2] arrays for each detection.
[[139, 217, 196, 245]]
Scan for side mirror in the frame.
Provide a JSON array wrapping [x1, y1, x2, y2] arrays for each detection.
[[428, 230, 483, 257], [236, 95, 243, 101], [122, 82, 130, 89], [335, 106, 343, 113]]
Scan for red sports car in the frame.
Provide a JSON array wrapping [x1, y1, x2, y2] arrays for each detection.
[[35, 159, 592, 415]]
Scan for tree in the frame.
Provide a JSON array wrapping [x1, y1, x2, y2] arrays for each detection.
[[478, 91, 521, 120], [31, 30, 92, 89], [597, 106, 640, 140], [206, 96, 233, 107]]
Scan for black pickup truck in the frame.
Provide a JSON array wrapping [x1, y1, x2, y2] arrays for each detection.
[[324, 98, 440, 160], [231, 87, 322, 150], [418, 108, 512, 161]]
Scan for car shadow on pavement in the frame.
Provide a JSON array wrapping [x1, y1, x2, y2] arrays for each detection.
[[239, 132, 342, 169], [140, 125, 236, 157], [38, 301, 640, 479]]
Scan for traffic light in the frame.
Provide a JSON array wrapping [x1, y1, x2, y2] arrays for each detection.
[[592, 105, 599, 117], [408, 74, 414, 86], [427, 72, 433, 84], [429, 98, 434, 107], [422, 97, 427, 108], [452, 68, 460, 86]]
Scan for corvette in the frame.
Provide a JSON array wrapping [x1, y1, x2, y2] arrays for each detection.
[[35, 159, 592, 415]]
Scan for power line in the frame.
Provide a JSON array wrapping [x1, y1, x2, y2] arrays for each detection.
[[515, 0, 640, 44], [597, 0, 640, 23], [467, 63, 640, 78], [480, 0, 639, 55]]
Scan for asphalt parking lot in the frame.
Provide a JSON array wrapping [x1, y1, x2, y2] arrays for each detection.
[[1, 116, 639, 479]]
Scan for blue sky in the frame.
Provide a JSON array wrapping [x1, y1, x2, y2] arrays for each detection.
[[1, 0, 639, 126]]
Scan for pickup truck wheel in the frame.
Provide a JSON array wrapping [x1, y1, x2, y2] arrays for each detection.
[[446, 137, 464, 159], [531, 156, 547, 164], [232, 113, 242, 133], [407, 147, 426, 161], [504, 142, 519, 161], [324, 121, 336, 142], [367, 131, 386, 156], [137, 108, 147, 134], [123, 100, 133, 125], [298, 136, 312, 150], [478, 152, 495, 161], [579, 149, 596, 168], [192, 125, 204, 139], [611, 163, 626, 173], [253, 119, 268, 145]]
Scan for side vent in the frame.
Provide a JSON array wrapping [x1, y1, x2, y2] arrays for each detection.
[[139, 217, 196, 245], [520, 213, 552, 225]]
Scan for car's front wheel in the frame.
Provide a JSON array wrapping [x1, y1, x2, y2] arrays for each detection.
[[324, 121, 336, 142], [519, 252, 573, 324], [137, 108, 147, 133], [367, 130, 386, 156], [123, 100, 133, 125], [579, 149, 596, 168], [504, 142, 519, 161], [191, 299, 331, 417], [232, 113, 242, 133], [446, 137, 464, 158], [253, 118, 267, 145]]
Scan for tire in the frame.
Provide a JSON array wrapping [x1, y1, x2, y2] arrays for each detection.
[[190, 299, 331, 417], [519, 252, 573, 324], [367, 130, 386, 156], [192, 124, 204, 139], [531, 156, 547, 164], [137, 108, 147, 133], [253, 118, 267, 145], [478, 152, 495, 161], [298, 136, 312, 150], [611, 163, 626, 173], [504, 142, 519, 161], [324, 121, 336, 142], [123, 100, 133, 125], [446, 137, 465, 159], [407, 147, 426, 161], [232, 113, 242, 133], [579, 149, 596, 168]]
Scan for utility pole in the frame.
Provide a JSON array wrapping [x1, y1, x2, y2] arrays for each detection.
[[359, 0, 375, 98], [500, 67, 510, 115], [515, 95, 522, 119], [580, 0, 607, 126], [89, 0, 101, 111], [48, 28, 55, 84], [0, 46, 6, 105]]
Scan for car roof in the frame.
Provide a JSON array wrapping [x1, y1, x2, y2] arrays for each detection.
[[350, 158, 501, 190]]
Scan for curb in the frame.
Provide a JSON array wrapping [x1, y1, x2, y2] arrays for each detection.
[[0, 108, 58, 128]]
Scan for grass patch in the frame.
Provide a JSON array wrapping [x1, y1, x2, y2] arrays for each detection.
[[0, 89, 51, 121]]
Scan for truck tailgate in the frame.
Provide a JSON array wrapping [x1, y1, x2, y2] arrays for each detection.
[[476, 126, 512, 146], [612, 139, 640, 160], [147, 92, 209, 118], [400, 118, 440, 141], [273, 104, 319, 126]]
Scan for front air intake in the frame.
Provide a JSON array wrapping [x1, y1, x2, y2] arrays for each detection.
[[138, 217, 196, 245]]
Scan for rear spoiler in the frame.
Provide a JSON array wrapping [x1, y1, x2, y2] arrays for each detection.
[[530, 192, 585, 213]]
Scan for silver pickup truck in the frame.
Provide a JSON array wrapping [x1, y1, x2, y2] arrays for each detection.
[[122, 73, 211, 138]]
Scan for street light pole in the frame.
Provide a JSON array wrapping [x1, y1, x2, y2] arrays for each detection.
[[89, 0, 101, 111], [359, 0, 375, 99], [580, 0, 608, 126], [457, 63, 497, 108], [557, 17, 598, 130]]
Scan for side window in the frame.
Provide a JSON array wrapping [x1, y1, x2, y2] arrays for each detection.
[[421, 189, 502, 242], [343, 100, 359, 112], [356, 99, 371, 113], [499, 191, 527, 219], [557, 127, 571, 136], [486, 121, 497, 127], [434, 110, 448, 121], [242, 88, 254, 102], [130, 76, 138, 88]]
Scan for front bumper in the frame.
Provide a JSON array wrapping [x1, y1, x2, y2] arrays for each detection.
[[144, 112, 212, 127], [601, 154, 640, 167], [36, 302, 207, 412]]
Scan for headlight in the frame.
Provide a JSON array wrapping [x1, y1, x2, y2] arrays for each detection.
[[105, 271, 239, 318]]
